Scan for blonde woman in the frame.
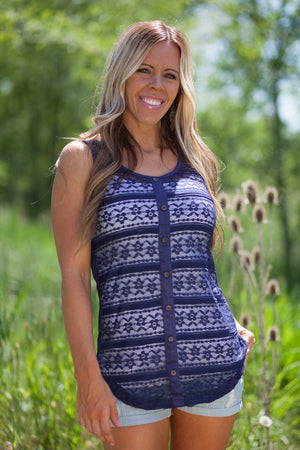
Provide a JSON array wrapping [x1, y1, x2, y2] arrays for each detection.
[[52, 21, 255, 450]]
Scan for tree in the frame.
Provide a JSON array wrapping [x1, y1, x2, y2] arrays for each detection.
[[193, 0, 300, 289], [0, 0, 199, 212]]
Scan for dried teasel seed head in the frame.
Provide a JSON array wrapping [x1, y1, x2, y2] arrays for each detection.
[[243, 180, 258, 204], [228, 215, 242, 233], [240, 313, 251, 327], [218, 192, 230, 210], [266, 279, 280, 296], [253, 204, 266, 224], [230, 236, 243, 254], [240, 251, 253, 270], [233, 194, 245, 212], [267, 326, 280, 342], [252, 245, 262, 265], [265, 186, 278, 205]]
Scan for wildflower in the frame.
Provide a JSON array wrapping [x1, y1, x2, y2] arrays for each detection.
[[266, 279, 280, 297], [259, 415, 273, 428], [228, 216, 242, 233], [267, 326, 280, 342], [252, 245, 262, 265], [243, 180, 258, 204], [230, 236, 243, 254], [51, 401, 57, 409], [218, 192, 230, 210], [233, 194, 245, 212], [240, 251, 252, 270], [240, 313, 251, 327], [265, 186, 278, 205], [253, 204, 266, 224]]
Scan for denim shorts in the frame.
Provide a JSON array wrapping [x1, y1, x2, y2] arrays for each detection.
[[112, 376, 244, 427]]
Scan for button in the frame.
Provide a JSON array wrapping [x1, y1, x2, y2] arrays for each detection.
[[170, 370, 177, 376], [168, 336, 174, 343], [161, 205, 167, 211], [161, 237, 168, 243], [163, 271, 170, 278], [166, 305, 172, 311], [152, 177, 159, 182]]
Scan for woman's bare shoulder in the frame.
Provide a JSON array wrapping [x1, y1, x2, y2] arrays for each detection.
[[57, 140, 92, 166], [55, 140, 93, 182]]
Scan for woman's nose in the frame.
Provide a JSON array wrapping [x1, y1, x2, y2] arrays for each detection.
[[149, 74, 163, 90]]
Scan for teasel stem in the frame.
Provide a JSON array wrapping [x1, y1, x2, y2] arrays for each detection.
[[256, 221, 270, 417], [268, 204, 274, 265], [239, 261, 260, 327], [260, 427, 265, 450], [227, 253, 238, 301], [269, 341, 278, 407]]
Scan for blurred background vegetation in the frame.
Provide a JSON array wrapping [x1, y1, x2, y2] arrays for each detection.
[[1, 0, 299, 291], [0, 0, 300, 290], [0, 0, 299, 448]]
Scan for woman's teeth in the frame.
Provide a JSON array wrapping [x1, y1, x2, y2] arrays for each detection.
[[141, 97, 162, 106]]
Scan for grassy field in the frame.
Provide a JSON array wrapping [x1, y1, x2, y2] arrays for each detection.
[[0, 206, 299, 449]]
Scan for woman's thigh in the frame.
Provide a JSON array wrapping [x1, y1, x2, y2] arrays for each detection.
[[104, 418, 170, 450], [170, 411, 236, 450], [170, 377, 243, 450]]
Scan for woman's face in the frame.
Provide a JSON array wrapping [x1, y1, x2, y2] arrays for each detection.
[[123, 41, 180, 133]]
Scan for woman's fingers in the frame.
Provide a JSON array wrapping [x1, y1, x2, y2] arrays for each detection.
[[77, 395, 118, 445], [110, 399, 120, 428], [99, 411, 116, 447], [238, 327, 255, 366]]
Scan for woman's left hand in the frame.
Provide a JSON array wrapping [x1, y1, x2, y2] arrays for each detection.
[[236, 323, 255, 366]]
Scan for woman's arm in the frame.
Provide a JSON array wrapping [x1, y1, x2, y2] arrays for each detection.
[[51, 141, 119, 446]]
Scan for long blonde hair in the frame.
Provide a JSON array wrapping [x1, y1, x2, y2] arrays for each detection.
[[80, 20, 224, 250]]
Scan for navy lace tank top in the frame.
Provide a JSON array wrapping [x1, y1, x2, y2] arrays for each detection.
[[87, 140, 247, 410]]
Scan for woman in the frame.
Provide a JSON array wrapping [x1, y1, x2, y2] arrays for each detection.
[[52, 21, 255, 450]]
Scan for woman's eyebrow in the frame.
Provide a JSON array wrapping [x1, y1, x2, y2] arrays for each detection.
[[140, 63, 179, 74]]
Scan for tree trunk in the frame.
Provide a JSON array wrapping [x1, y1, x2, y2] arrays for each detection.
[[271, 77, 293, 290]]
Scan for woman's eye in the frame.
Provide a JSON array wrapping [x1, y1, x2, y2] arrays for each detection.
[[165, 73, 177, 80], [137, 68, 149, 74]]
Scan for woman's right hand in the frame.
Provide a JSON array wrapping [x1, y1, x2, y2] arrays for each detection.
[[76, 365, 120, 446]]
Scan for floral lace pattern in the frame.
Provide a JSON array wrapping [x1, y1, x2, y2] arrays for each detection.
[[90, 161, 247, 409]]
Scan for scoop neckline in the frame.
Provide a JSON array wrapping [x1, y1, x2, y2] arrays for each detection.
[[119, 159, 181, 180]]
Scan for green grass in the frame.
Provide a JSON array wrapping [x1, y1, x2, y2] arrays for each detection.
[[0, 207, 299, 449]]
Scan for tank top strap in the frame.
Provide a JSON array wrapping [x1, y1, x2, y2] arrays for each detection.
[[83, 139, 98, 162]]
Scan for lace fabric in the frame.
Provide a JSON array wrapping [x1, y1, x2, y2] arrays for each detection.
[[90, 155, 247, 409]]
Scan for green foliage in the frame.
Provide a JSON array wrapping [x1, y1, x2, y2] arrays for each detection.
[[0, 208, 100, 449], [216, 181, 300, 449], [0, 0, 196, 213], [0, 206, 299, 449], [0, 0, 299, 288], [193, 0, 300, 289]]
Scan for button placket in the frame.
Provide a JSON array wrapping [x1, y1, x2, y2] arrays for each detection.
[[151, 177, 183, 405]]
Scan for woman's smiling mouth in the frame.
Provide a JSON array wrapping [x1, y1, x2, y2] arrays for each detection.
[[140, 96, 164, 108]]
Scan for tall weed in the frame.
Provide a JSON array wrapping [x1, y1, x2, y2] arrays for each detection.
[[218, 183, 300, 449], [0, 204, 299, 449]]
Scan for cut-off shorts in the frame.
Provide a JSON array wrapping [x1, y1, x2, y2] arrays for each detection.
[[112, 376, 244, 427]]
